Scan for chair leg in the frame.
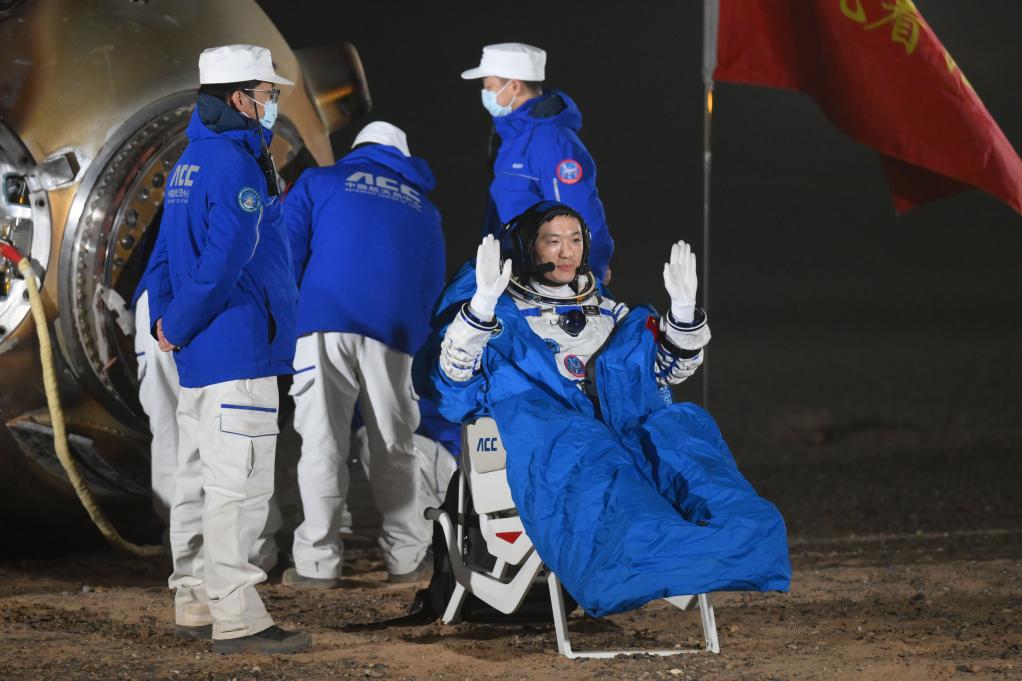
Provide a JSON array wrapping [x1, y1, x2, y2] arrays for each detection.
[[547, 573, 720, 658], [547, 572, 576, 658], [442, 583, 467, 624], [697, 593, 720, 653]]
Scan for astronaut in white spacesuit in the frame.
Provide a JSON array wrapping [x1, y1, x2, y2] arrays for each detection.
[[439, 201, 710, 389]]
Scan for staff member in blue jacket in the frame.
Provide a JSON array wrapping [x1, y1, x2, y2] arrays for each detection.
[[284, 122, 445, 587], [462, 42, 615, 282], [132, 228, 281, 570], [152, 44, 307, 655]]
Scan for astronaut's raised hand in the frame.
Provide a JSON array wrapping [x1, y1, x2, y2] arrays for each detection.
[[663, 240, 698, 324], [470, 234, 512, 321]]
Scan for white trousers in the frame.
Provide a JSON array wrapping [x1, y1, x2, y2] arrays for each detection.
[[167, 377, 278, 640], [135, 292, 279, 569], [133, 291, 180, 525], [412, 434, 459, 512], [290, 332, 429, 577], [345, 428, 458, 532]]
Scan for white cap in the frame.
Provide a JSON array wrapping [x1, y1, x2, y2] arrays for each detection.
[[460, 43, 546, 81], [352, 121, 410, 157], [198, 44, 294, 86]]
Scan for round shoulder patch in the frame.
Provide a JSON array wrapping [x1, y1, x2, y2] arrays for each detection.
[[556, 159, 583, 185], [237, 186, 262, 214]]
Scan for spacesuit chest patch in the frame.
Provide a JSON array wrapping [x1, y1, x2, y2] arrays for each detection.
[[563, 354, 586, 377]]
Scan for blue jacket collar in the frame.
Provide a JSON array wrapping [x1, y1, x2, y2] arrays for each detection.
[[188, 94, 273, 158], [493, 89, 583, 140], [340, 144, 436, 193]]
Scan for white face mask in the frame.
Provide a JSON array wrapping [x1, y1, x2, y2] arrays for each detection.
[[243, 92, 278, 129], [481, 80, 516, 117]]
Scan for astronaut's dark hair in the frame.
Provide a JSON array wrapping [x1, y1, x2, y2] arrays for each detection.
[[197, 80, 263, 104]]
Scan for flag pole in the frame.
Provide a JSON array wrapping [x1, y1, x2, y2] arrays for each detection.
[[701, 0, 719, 408]]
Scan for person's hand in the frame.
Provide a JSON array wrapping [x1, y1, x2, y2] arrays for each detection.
[[469, 234, 512, 321], [663, 240, 698, 323], [156, 318, 176, 352]]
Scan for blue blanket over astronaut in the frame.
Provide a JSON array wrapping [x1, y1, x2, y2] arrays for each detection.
[[413, 264, 791, 617]]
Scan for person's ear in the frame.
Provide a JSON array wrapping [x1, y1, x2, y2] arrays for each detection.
[[229, 90, 248, 113]]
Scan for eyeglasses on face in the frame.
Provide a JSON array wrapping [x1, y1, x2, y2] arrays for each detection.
[[244, 87, 280, 103]]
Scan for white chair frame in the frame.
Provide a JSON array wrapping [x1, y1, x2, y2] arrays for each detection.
[[425, 418, 720, 658]]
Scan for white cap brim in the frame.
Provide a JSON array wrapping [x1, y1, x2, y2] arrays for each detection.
[[264, 73, 294, 86], [460, 66, 490, 80]]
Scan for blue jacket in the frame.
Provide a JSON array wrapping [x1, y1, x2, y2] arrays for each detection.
[[131, 226, 170, 322], [286, 145, 445, 356], [485, 90, 613, 280], [417, 395, 461, 458], [413, 264, 790, 617], [154, 96, 298, 388]]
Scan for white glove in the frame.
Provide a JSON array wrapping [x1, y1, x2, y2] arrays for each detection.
[[469, 234, 512, 321], [663, 240, 698, 323]]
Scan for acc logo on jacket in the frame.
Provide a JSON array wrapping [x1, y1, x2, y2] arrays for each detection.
[[237, 186, 262, 214], [344, 171, 423, 211], [556, 159, 582, 185]]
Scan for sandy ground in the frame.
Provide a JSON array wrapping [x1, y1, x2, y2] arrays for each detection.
[[2, 416, 1021, 681], [2, 314, 1020, 680], [0, 537, 1020, 680]]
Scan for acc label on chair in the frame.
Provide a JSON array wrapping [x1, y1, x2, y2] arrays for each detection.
[[476, 437, 499, 452]]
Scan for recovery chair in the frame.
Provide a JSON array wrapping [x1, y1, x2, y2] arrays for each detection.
[[424, 417, 720, 659]]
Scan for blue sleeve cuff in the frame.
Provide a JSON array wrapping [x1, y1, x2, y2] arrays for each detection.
[[666, 306, 707, 332], [460, 302, 499, 331]]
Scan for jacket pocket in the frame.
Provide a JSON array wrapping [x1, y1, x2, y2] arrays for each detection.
[[266, 287, 298, 365], [265, 297, 277, 344]]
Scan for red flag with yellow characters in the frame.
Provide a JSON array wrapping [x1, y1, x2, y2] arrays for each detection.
[[714, 0, 1022, 215]]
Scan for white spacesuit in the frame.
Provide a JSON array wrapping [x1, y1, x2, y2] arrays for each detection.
[[440, 202, 709, 389]]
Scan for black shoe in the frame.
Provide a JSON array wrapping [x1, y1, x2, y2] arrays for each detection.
[[175, 624, 212, 640], [212, 625, 311, 655]]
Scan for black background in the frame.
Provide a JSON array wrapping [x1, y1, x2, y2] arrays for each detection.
[[257, 0, 1022, 458]]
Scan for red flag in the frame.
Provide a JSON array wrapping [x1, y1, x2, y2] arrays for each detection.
[[714, 0, 1022, 215]]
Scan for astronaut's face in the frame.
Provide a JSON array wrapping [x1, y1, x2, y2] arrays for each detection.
[[533, 215, 584, 284]]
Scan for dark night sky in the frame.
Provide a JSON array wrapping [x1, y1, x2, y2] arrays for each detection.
[[257, 0, 1022, 438]]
